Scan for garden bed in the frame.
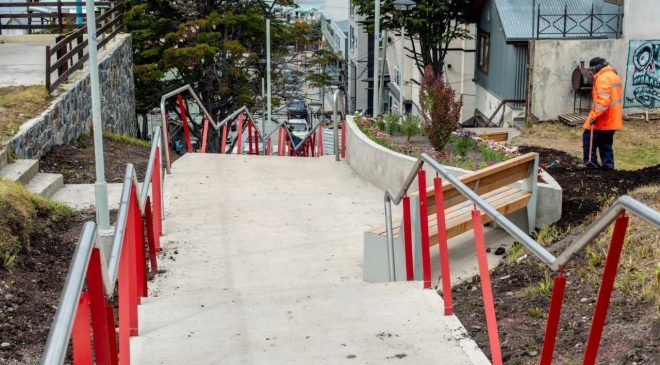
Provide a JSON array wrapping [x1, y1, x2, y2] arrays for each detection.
[[354, 115, 516, 171]]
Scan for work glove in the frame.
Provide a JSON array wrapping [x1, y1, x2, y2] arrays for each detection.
[[589, 118, 596, 126]]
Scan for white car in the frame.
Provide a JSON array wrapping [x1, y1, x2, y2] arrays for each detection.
[[288, 119, 310, 140]]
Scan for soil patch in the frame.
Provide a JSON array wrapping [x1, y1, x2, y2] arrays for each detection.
[[453, 146, 660, 364], [40, 133, 150, 184], [519, 145, 660, 230], [0, 209, 94, 365]]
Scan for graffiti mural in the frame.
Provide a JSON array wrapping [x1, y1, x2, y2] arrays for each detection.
[[625, 40, 660, 108]]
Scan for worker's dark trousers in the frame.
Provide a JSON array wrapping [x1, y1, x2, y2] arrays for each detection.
[[583, 129, 616, 169]]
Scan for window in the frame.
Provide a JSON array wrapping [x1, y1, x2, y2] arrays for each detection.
[[477, 31, 490, 74], [394, 66, 401, 86]]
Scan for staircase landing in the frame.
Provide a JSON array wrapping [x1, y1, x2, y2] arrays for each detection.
[[130, 154, 489, 364]]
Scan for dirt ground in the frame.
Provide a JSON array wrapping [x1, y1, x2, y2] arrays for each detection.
[[0, 86, 51, 143], [453, 145, 660, 365], [0, 210, 94, 365], [40, 133, 151, 184]]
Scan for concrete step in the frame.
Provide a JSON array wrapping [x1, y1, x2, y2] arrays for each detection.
[[0, 159, 39, 185], [25, 172, 64, 198], [0, 149, 7, 170]]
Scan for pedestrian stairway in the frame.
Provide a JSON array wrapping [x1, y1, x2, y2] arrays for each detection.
[[0, 149, 63, 197]]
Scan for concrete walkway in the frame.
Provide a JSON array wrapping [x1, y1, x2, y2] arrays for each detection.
[[130, 154, 490, 364]]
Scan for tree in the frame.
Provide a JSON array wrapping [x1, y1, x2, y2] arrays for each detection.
[[419, 65, 463, 151], [351, 0, 472, 76]]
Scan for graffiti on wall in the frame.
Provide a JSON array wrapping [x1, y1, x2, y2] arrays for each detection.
[[625, 40, 660, 108]]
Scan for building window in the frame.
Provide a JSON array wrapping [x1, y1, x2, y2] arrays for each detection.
[[394, 66, 401, 86], [477, 31, 490, 74]]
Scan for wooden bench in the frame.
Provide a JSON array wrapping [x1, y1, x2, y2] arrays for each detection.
[[477, 131, 509, 143], [368, 152, 539, 248]]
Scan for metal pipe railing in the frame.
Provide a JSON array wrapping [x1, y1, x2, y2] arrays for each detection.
[[332, 89, 346, 161], [41, 126, 166, 364], [382, 153, 660, 278]]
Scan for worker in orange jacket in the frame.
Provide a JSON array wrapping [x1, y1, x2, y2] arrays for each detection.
[[582, 57, 623, 170]]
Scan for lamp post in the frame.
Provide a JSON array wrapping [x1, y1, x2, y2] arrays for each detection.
[[393, 0, 416, 116], [85, 0, 110, 231], [372, 1, 380, 117], [308, 101, 323, 127]]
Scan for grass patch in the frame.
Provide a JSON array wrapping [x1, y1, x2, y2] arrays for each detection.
[[513, 120, 660, 170], [103, 131, 151, 148], [581, 184, 660, 315], [0, 86, 52, 142], [0, 179, 71, 270]]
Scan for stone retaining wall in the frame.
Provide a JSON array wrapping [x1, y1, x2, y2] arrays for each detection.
[[6, 34, 136, 158]]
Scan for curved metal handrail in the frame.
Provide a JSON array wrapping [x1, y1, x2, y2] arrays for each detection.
[[291, 120, 323, 150], [41, 128, 164, 364], [382, 153, 660, 279], [332, 89, 346, 161]]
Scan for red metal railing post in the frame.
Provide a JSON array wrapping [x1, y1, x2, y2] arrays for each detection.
[[145, 196, 158, 273], [341, 121, 346, 158], [248, 119, 254, 155], [433, 176, 453, 315], [317, 124, 323, 156], [417, 170, 432, 288], [254, 124, 260, 155], [539, 268, 567, 365], [72, 293, 92, 364], [153, 147, 163, 243], [402, 195, 414, 281], [126, 187, 139, 336], [266, 137, 272, 156], [201, 119, 209, 153], [221, 123, 228, 154], [86, 248, 113, 364], [583, 212, 629, 365], [236, 114, 244, 155], [106, 303, 118, 365], [118, 227, 131, 364], [472, 208, 503, 365], [132, 188, 148, 300], [176, 94, 193, 153]]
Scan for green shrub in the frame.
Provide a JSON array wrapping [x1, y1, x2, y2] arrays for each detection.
[[383, 113, 401, 135], [480, 145, 507, 163], [454, 136, 477, 157], [400, 114, 421, 142]]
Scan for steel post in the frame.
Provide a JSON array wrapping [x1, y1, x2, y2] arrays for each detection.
[[266, 17, 272, 131], [85, 0, 110, 230], [417, 170, 431, 288], [434, 177, 453, 315], [373, 0, 380, 116]]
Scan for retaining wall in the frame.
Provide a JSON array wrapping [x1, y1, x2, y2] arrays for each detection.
[[344, 116, 562, 228], [6, 34, 136, 158]]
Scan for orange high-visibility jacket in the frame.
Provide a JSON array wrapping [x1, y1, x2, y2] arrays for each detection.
[[583, 66, 623, 130]]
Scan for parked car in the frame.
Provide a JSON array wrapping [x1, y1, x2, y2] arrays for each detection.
[[287, 99, 308, 120], [287, 118, 310, 140]]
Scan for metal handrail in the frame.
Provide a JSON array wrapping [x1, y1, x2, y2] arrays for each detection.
[[41, 128, 164, 364], [292, 120, 323, 150], [332, 89, 346, 161], [160, 85, 217, 173], [382, 153, 660, 279]]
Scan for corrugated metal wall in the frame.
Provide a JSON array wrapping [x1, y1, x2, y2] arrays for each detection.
[[513, 44, 528, 103]]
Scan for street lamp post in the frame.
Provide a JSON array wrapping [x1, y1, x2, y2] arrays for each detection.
[[266, 16, 272, 134], [372, 0, 380, 117], [308, 101, 323, 127], [393, 0, 416, 116], [85, 0, 110, 231]]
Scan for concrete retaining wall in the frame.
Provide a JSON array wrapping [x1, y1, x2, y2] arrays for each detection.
[[344, 116, 562, 228], [6, 34, 136, 158]]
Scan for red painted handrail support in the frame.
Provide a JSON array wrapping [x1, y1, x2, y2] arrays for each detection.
[[402, 195, 414, 281], [145, 197, 159, 273], [236, 114, 244, 155], [539, 268, 566, 365], [248, 119, 254, 155], [417, 170, 432, 288], [341, 121, 346, 158], [176, 94, 193, 153], [583, 212, 629, 365], [221, 123, 228, 154], [201, 119, 209, 153], [266, 137, 272, 156], [434, 176, 453, 315], [254, 122, 260, 155], [86, 248, 114, 363], [72, 293, 92, 364], [471, 208, 503, 365], [317, 124, 324, 156]]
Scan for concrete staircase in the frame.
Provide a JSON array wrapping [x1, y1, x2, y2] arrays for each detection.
[[0, 149, 63, 198]]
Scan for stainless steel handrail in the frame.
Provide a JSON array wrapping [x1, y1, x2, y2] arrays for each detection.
[[160, 84, 217, 173], [332, 89, 346, 161], [40, 222, 97, 365], [41, 128, 165, 364], [382, 153, 660, 280], [292, 120, 323, 150]]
